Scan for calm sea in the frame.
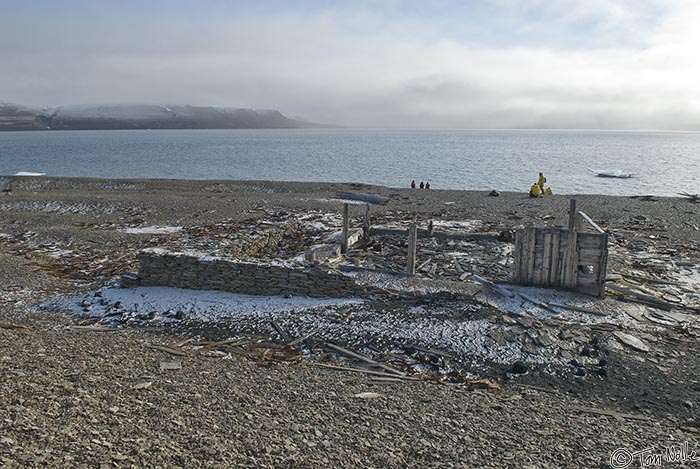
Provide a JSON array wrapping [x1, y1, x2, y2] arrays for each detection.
[[1, 129, 699, 196]]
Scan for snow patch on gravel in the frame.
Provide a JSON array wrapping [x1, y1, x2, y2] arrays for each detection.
[[0, 201, 119, 214], [48, 286, 362, 322], [122, 226, 183, 234]]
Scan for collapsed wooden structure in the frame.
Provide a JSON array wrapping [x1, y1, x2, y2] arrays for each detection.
[[511, 200, 609, 297]]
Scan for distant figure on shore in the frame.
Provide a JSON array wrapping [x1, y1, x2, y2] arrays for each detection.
[[529, 182, 542, 198], [419, 181, 425, 189], [411, 180, 416, 189], [544, 187, 553, 195], [425, 181, 430, 190], [489, 190, 500, 197]]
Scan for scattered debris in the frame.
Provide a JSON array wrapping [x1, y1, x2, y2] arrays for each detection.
[[572, 406, 653, 422], [132, 381, 153, 390], [612, 331, 650, 353], [159, 361, 182, 371]]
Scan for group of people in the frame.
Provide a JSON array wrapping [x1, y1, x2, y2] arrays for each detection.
[[529, 172, 553, 197], [410, 180, 430, 190]]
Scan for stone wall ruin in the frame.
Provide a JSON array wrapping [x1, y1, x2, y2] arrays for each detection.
[[129, 248, 377, 298]]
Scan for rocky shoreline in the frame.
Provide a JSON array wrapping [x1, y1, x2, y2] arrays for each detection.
[[1, 176, 699, 468]]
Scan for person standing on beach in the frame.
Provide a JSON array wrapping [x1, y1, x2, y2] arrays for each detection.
[[425, 181, 431, 189], [419, 181, 425, 189], [411, 180, 416, 189], [537, 172, 547, 192]]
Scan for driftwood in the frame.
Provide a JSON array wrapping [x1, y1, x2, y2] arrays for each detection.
[[325, 343, 406, 376], [288, 331, 316, 347], [577, 210, 605, 234], [150, 345, 190, 356], [469, 274, 515, 298], [547, 302, 609, 316], [0, 324, 31, 332], [314, 363, 418, 380], [271, 320, 291, 343], [516, 292, 559, 314], [572, 405, 653, 422], [607, 283, 678, 311]]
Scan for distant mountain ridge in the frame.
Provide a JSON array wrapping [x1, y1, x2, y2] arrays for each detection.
[[0, 102, 318, 131]]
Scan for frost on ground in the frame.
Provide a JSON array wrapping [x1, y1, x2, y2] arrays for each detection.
[[0, 201, 119, 214], [121, 226, 183, 234], [41, 285, 584, 369]]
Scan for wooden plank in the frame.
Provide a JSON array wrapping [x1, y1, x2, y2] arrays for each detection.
[[577, 211, 605, 234], [542, 232, 553, 286], [271, 320, 291, 343], [596, 234, 609, 298], [568, 199, 577, 231], [549, 230, 561, 286], [516, 292, 559, 314], [578, 250, 603, 264], [325, 343, 407, 376], [572, 406, 653, 422], [406, 223, 417, 276], [511, 229, 523, 282], [526, 227, 536, 284], [606, 283, 677, 311], [548, 302, 608, 316], [569, 231, 579, 289], [314, 363, 418, 380], [150, 345, 190, 356], [363, 205, 370, 241], [341, 203, 350, 254], [532, 230, 542, 285], [522, 228, 530, 284], [577, 233, 605, 248]]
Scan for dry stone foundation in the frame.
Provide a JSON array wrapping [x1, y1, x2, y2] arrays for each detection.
[[131, 248, 378, 298]]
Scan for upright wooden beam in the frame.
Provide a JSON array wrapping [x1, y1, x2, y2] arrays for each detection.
[[596, 233, 609, 298], [341, 203, 350, 254], [568, 199, 578, 232], [406, 223, 418, 276], [362, 204, 370, 241]]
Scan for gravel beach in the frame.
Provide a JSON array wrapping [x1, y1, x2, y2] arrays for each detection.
[[1, 176, 699, 468]]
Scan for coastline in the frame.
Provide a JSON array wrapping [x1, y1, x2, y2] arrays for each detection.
[[1, 176, 699, 467]]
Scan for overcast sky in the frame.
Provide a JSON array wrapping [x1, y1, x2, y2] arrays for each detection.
[[2, 0, 700, 129]]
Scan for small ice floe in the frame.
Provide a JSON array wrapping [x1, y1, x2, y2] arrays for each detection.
[[14, 171, 46, 176], [588, 169, 633, 178], [121, 226, 183, 235]]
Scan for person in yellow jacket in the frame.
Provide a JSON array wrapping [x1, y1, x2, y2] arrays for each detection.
[[544, 187, 553, 195], [529, 182, 542, 197], [537, 172, 547, 191]]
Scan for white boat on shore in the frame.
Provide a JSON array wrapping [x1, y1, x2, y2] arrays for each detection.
[[588, 169, 633, 178]]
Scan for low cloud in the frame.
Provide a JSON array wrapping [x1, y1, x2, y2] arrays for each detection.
[[1, 1, 699, 129]]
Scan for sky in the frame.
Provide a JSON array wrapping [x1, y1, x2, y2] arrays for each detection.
[[2, 0, 700, 129]]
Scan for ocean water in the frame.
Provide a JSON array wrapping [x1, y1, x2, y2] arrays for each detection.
[[1, 128, 699, 196]]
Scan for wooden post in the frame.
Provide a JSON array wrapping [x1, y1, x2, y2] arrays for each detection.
[[596, 233, 609, 298], [406, 223, 417, 276], [362, 204, 370, 241], [564, 199, 580, 289], [549, 230, 561, 286], [568, 199, 577, 232], [542, 232, 553, 286], [427, 220, 434, 237], [341, 203, 349, 254]]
